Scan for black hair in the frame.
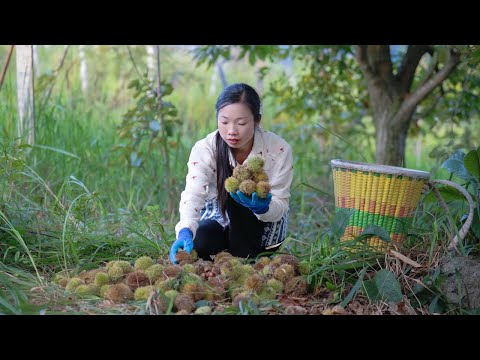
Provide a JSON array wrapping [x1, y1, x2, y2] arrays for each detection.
[[215, 83, 262, 218]]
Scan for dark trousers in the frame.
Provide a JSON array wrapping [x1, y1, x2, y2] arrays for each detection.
[[193, 197, 280, 260]]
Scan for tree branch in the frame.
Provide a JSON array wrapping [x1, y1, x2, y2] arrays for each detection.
[[0, 45, 15, 91], [368, 45, 394, 83], [411, 92, 443, 122], [397, 47, 461, 122], [356, 45, 374, 79], [397, 45, 432, 91]]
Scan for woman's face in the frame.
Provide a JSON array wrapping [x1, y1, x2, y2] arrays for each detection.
[[217, 103, 256, 153]]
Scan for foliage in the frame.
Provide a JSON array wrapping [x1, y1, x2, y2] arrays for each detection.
[[116, 76, 180, 168], [362, 269, 403, 304], [438, 145, 480, 246]]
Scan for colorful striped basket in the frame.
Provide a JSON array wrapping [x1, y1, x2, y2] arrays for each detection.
[[331, 159, 431, 249]]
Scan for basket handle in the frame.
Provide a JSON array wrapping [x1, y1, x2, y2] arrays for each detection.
[[429, 179, 475, 251]]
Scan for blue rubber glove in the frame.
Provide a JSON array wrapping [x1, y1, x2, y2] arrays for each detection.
[[169, 228, 193, 264], [229, 191, 272, 215]]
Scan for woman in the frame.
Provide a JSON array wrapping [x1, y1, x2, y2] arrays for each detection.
[[169, 83, 293, 264]]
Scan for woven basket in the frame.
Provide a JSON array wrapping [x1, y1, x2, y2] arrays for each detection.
[[331, 159, 431, 249]]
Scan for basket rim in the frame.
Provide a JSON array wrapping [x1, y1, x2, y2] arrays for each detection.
[[331, 159, 430, 179]]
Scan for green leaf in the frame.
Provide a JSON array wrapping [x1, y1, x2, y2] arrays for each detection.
[[360, 224, 391, 243], [326, 281, 336, 290], [362, 270, 403, 304], [464, 149, 480, 179], [248, 51, 256, 66], [423, 185, 467, 203], [331, 208, 354, 239], [374, 269, 403, 304], [362, 279, 379, 301], [428, 295, 444, 314], [471, 208, 480, 240], [340, 267, 367, 307], [12, 159, 24, 169], [441, 150, 472, 180]]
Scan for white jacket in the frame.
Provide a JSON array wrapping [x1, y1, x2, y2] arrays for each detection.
[[175, 126, 293, 242]]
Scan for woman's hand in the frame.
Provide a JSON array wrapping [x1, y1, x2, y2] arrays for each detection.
[[169, 228, 193, 264], [229, 191, 272, 214]]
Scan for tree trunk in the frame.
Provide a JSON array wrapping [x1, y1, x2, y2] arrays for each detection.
[[79, 45, 88, 93], [356, 45, 461, 166], [33, 45, 39, 76], [217, 60, 228, 88], [0, 45, 15, 90], [154, 45, 174, 216], [16, 45, 35, 146], [375, 113, 410, 166], [147, 45, 155, 79]]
